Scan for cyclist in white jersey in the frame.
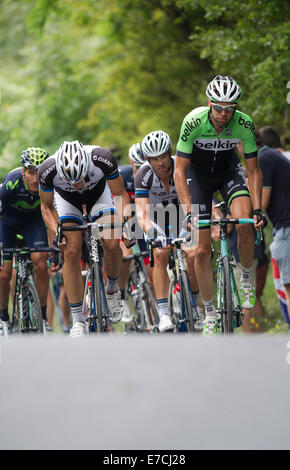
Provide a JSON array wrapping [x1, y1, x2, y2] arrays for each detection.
[[38, 140, 132, 337], [135, 130, 200, 332]]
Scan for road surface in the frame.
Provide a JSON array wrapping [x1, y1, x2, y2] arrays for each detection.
[[1, 333, 290, 450]]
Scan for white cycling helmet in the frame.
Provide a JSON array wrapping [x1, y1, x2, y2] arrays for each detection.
[[55, 140, 89, 183], [206, 75, 242, 103], [141, 130, 172, 158], [128, 142, 146, 168]]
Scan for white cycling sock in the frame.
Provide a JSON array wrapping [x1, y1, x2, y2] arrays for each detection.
[[202, 299, 216, 321], [157, 298, 169, 318], [70, 302, 85, 324]]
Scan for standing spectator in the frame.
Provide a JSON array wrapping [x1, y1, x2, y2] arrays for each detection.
[[257, 128, 290, 325], [259, 126, 290, 160]]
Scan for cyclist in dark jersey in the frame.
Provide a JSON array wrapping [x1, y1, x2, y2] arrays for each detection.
[[0, 148, 50, 334], [117, 143, 149, 324], [135, 130, 200, 333], [174, 75, 266, 335], [39, 141, 132, 338]]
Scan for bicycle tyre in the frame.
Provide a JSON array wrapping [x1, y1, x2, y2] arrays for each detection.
[[93, 262, 108, 333], [168, 278, 182, 332], [127, 270, 145, 332], [13, 278, 43, 333], [222, 257, 233, 333], [83, 270, 97, 332], [180, 271, 195, 332], [142, 282, 159, 333]]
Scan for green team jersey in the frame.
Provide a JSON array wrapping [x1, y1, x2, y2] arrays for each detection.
[[176, 107, 257, 174]]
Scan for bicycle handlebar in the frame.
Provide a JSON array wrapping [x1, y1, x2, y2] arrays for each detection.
[[0, 244, 59, 254], [0, 244, 59, 267], [122, 251, 149, 262], [59, 222, 123, 232], [198, 217, 254, 226], [198, 217, 263, 243]]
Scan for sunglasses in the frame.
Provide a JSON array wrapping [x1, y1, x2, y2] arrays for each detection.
[[211, 102, 236, 113]]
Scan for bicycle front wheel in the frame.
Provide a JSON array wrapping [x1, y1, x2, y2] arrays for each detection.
[[142, 283, 159, 333], [92, 262, 108, 333], [13, 278, 43, 333], [222, 257, 233, 333], [180, 271, 195, 333]]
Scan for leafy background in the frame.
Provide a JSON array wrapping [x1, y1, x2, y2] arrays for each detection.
[[1, 0, 289, 332]]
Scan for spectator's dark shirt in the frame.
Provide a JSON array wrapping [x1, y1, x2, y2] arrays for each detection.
[[258, 145, 290, 230]]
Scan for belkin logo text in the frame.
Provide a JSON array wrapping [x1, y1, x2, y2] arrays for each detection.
[[194, 138, 240, 150], [181, 118, 201, 141], [238, 116, 255, 135]]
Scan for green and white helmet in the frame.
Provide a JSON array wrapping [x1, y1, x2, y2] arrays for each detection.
[[206, 75, 242, 103], [21, 147, 49, 169]]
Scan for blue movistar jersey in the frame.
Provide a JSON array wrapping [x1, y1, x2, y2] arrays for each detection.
[[0, 168, 41, 222]]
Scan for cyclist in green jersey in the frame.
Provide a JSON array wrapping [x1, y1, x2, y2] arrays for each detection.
[[174, 75, 266, 335]]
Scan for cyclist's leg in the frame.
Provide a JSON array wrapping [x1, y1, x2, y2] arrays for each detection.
[[221, 162, 255, 309], [54, 193, 85, 335], [89, 189, 123, 322], [152, 246, 174, 332], [230, 196, 254, 268], [187, 168, 217, 332], [119, 240, 132, 290], [21, 214, 50, 324], [0, 219, 16, 325], [118, 240, 134, 323]]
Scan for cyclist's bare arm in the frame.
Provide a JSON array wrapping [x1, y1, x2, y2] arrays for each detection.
[[135, 196, 152, 233], [245, 157, 263, 227], [40, 190, 58, 236], [174, 156, 192, 214], [107, 174, 131, 220]]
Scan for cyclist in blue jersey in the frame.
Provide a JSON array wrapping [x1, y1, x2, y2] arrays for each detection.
[[0, 148, 50, 334], [174, 75, 267, 335]]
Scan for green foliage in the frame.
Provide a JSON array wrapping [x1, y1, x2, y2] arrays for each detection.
[[0, 0, 289, 174]]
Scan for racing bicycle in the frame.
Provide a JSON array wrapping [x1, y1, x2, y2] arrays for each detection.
[[199, 201, 262, 334], [148, 235, 203, 333], [122, 249, 159, 333], [57, 218, 122, 333], [0, 235, 59, 334]]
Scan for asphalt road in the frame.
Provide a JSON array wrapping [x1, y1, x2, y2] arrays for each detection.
[[1, 333, 290, 450]]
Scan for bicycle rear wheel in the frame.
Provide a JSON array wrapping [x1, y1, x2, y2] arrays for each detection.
[[222, 257, 233, 333]]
